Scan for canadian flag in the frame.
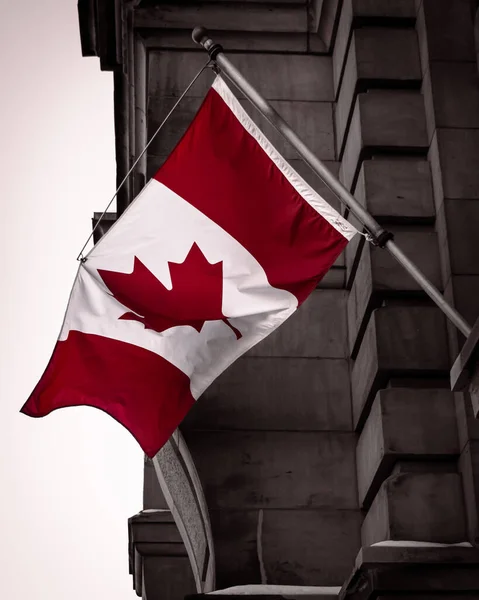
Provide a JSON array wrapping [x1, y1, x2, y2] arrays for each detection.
[[21, 76, 357, 457]]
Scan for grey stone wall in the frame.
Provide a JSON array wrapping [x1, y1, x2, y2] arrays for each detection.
[[418, 0, 479, 550], [336, 0, 479, 558]]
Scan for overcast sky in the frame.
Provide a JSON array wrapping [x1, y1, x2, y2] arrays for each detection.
[[0, 1, 143, 598]]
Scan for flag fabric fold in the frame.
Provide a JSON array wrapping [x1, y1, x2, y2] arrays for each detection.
[[21, 75, 357, 457]]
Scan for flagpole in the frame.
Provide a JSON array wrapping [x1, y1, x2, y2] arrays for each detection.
[[192, 26, 472, 338]]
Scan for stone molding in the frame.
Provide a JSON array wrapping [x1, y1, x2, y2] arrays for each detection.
[[152, 429, 216, 593]]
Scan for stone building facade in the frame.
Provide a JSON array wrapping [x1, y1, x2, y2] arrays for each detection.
[[79, 1, 479, 598]]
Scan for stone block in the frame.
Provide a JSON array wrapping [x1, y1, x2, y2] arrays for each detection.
[[454, 391, 479, 457], [92, 212, 116, 243], [196, 588, 338, 600], [129, 511, 197, 598], [341, 545, 479, 600], [148, 51, 216, 99], [344, 217, 370, 271], [357, 388, 458, 508], [147, 96, 335, 162], [308, 0, 324, 34], [143, 556, 196, 599], [241, 99, 335, 161], [449, 313, 479, 395], [228, 54, 333, 102], [352, 159, 435, 221], [148, 51, 333, 102], [225, 0, 306, 2], [340, 91, 428, 191], [262, 509, 362, 585], [432, 202, 452, 288], [357, 542, 479, 568], [333, 0, 417, 93], [354, 28, 420, 81], [314, 0, 340, 52], [134, 4, 309, 32], [332, 0, 354, 92], [210, 508, 361, 589], [248, 290, 348, 358], [129, 510, 183, 545], [378, 595, 479, 600], [417, 0, 476, 64], [345, 245, 365, 314], [209, 510, 262, 589], [433, 129, 479, 200], [421, 65, 435, 142], [427, 130, 444, 209], [459, 440, 479, 545], [359, 92, 427, 149], [351, 306, 450, 430], [143, 29, 309, 53], [183, 357, 352, 432], [333, 252, 346, 268], [346, 237, 372, 335], [335, 37, 358, 154], [424, 63, 479, 136], [336, 28, 421, 153], [143, 457, 168, 510], [181, 431, 358, 509], [318, 266, 346, 289], [449, 276, 479, 332], [354, 88, 427, 145], [354, 0, 417, 18], [471, 370, 479, 422], [444, 314, 465, 379], [444, 200, 479, 275], [362, 471, 467, 546], [347, 229, 442, 355]]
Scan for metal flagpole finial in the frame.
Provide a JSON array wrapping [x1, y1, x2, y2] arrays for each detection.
[[192, 26, 224, 60], [192, 26, 209, 45]]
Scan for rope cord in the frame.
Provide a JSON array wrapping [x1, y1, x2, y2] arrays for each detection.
[[76, 58, 213, 261]]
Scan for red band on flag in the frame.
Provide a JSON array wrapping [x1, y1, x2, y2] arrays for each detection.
[[21, 331, 194, 457], [155, 87, 348, 304]]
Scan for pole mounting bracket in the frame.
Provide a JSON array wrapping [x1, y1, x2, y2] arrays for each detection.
[[372, 230, 395, 248]]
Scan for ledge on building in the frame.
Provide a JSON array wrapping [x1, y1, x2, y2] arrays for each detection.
[[339, 541, 479, 600], [129, 509, 191, 597], [186, 585, 340, 599]]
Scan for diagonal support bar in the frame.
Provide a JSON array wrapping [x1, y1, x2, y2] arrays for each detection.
[[192, 26, 472, 338]]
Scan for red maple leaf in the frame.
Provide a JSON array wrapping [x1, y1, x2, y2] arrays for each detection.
[[97, 243, 241, 339]]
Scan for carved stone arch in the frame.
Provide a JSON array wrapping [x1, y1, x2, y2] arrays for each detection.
[[152, 429, 216, 593], [129, 429, 216, 599]]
